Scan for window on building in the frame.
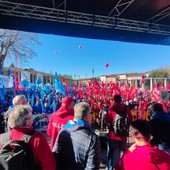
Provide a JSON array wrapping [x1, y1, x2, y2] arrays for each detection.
[[43, 76, 46, 84], [30, 74, 33, 83], [34, 75, 36, 82]]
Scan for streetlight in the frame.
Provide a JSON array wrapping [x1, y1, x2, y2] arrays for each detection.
[[92, 69, 94, 78]]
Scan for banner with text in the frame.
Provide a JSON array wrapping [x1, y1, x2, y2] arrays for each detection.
[[21, 70, 30, 81], [0, 75, 13, 88]]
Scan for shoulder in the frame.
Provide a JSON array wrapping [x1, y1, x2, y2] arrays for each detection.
[[31, 131, 47, 141], [87, 129, 99, 142]]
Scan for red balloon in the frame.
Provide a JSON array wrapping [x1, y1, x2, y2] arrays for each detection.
[[79, 45, 82, 48], [105, 63, 109, 68]]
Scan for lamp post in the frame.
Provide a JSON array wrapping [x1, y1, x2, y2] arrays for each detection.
[[92, 69, 94, 78]]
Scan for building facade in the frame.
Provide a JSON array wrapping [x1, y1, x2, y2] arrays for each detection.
[[3, 67, 54, 85]]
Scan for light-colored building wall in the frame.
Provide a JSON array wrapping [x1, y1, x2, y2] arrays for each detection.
[[3, 67, 54, 85]]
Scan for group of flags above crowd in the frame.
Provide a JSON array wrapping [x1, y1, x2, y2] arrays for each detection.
[[0, 70, 170, 107]]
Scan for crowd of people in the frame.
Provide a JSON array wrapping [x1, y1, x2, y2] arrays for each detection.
[[0, 79, 170, 169], [0, 90, 169, 170]]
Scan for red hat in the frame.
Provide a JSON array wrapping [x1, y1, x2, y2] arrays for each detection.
[[62, 96, 75, 105]]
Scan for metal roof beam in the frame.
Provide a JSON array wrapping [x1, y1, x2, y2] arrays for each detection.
[[108, 0, 134, 17], [52, 0, 55, 8], [64, 0, 66, 10], [0, 1, 170, 35], [147, 6, 170, 23]]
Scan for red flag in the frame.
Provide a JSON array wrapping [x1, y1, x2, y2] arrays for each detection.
[[140, 74, 145, 86]]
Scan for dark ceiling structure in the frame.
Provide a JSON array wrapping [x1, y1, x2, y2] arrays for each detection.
[[1, 0, 170, 45]]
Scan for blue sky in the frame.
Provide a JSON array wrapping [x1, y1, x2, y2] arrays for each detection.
[[5, 33, 170, 78]]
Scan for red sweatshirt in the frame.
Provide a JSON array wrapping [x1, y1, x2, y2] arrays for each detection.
[[106, 103, 132, 140], [47, 105, 74, 149], [0, 127, 56, 170], [116, 144, 170, 170]]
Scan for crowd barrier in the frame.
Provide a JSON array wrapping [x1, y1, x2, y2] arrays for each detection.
[[32, 110, 150, 132], [33, 114, 52, 132], [131, 110, 150, 121]]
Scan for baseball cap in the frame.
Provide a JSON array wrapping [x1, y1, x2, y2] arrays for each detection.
[[62, 96, 76, 105]]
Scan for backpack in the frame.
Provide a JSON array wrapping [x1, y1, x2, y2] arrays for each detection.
[[113, 107, 130, 136], [0, 131, 36, 170]]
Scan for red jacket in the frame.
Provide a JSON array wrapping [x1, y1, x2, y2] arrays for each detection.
[[106, 103, 132, 140], [47, 105, 74, 149], [0, 127, 56, 170], [116, 144, 170, 170]]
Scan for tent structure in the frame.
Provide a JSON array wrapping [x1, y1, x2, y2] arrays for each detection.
[[1, 0, 170, 45]]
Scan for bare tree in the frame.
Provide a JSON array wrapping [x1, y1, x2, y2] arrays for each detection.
[[0, 29, 40, 70]]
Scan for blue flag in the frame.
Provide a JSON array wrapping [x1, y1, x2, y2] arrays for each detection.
[[54, 72, 66, 96]]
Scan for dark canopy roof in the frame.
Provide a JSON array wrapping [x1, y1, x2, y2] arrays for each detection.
[[1, 0, 170, 45]]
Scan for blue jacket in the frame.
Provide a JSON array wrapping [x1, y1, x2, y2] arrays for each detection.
[[33, 104, 42, 114], [53, 119, 101, 170]]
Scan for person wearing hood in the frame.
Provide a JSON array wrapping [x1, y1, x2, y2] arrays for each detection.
[[52, 102, 101, 170], [105, 94, 132, 170], [150, 103, 170, 153], [116, 119, 170, 170], [47, 96, 75, 150]]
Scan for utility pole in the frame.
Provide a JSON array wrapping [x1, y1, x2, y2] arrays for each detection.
[[92, 69, 94, 78]]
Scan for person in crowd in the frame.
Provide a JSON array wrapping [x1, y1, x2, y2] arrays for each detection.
[[43, 102, 52, 114], [50, 100, 58, 113], [0, 104, 56, 170], [105, 94, 132, 170], [11, 94, 27, 108], [116, 119, 170, 170], [138, 99, 147, 120], [52, 102, 101, 170], [4, 94, 28, 132], [99, 102, 109, 130], [47, 96, 75, 150], [150, 103, 170, 153], [147, 101, 155, 120], [33, 100, 42, 114]]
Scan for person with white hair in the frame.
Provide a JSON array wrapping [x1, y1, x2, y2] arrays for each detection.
[[53, 102, 101, 170], [0, 104, 56, 170], [3, 95, 28, 132], [12, 94, 27, 106]]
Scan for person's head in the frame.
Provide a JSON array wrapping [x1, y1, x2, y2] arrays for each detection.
[[74, 102, 91, 122], [103, 102, 107, 107], [61, 96, 75, 109], [12, 95, 27, 106], [8, 105, 33, 128], [114, 94, 122, 104], [130, 120, 151, 143], [36, 100, 40, 104], [44, 102, 48, 108], [152, 103, 164, 113]]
